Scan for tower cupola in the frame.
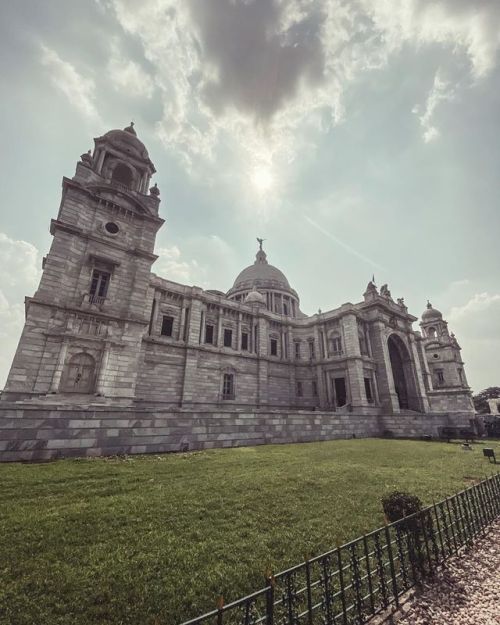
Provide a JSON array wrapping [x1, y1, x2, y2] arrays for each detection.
[[79, 123, 156, 195]]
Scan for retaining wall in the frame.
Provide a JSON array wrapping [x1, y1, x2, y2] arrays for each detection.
[[0, 403, 471, 462]]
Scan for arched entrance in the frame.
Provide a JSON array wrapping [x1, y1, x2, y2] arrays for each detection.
[[387, 335, 411, 410], [61, 352, 96, 393]]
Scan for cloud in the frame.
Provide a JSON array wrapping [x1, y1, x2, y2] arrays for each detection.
[[445, 291, 500, 391], [413, 69, 456, 142], [0, 233, 41, 291], [0, 233, 41, 389], [100, 0, 500, 173], [153, 244, 201, 285], [448, 292, 500, 326], [107, 39, 156, 98], [39, 43, 101, 123]]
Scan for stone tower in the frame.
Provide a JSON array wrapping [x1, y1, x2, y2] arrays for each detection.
[[2, 124, 164, 402], [420, 301, 474, 413]]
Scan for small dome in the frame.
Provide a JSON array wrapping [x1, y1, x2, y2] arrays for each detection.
[[101, 123, 149, 160], [422, 300, 442, 321], [244, 287, 266, 305]]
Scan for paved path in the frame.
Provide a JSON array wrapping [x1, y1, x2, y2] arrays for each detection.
[[396, 520, 500, 625]]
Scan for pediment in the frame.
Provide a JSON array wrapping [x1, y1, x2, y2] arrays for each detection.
[[89, 185, 152, 217]]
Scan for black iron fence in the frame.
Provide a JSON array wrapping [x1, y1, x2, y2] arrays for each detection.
[[181, 472, 500, 625]]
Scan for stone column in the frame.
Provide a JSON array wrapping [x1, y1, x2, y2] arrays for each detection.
[[313, 325, 328, 408], [409, 334, 430, 412], [96, 343, 110, 395], [50, 340, 68, 393], [342, 314, 365, 409], [96, 149, 106, 173], [236, 312, 242, 351], [181, 298, 203, 406], [217, 307, 223, 347], [371, 321, 399, 413]]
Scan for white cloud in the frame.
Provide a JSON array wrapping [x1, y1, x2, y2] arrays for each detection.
[[0, 233, 41, 389], [39, 44, 101, 123], [413, 69, 456, 142], [100, 0, 500, 174], [0, 233, 40, 291], [107, 40, 156, 98], [153, 244, 202, 285], [445, 291, 500, 392], [448, 292, 500, 323]]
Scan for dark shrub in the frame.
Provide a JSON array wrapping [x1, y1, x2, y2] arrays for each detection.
[[382, 491, 433, 578], [382, 491, 424, 524]]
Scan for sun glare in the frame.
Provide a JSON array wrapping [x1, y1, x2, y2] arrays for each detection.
[[251, 165, 274, 192]]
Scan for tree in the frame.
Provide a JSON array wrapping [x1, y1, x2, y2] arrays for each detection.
[[473, 387, 500, 414]]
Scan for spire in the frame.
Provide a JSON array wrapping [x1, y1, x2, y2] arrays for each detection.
[[124, 121, 136, 136]]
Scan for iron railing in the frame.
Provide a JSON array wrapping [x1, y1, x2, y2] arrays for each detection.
[[181, 472, 500, 625]]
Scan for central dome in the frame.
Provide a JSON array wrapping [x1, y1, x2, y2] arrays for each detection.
[[227, 243, 301, 317], [231, 249, 291, 292]]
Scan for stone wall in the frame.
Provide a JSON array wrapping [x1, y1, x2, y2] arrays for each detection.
[[0, 403, 468, 462]]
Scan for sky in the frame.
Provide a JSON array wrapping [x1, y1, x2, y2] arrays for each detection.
[[0, 0, 499, 393]]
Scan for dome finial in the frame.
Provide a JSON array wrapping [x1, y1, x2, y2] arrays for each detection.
[[427, 300, 432, 309], [254, 237, 268, 265], [124, 121, 137, 136]]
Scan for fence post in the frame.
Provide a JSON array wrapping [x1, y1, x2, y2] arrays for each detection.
[[362, 534, 375, 616], [336, 546, 348, 625], [384, 522, 399, 607], [444, 497, 458, 555], [305, 556, 314, 625], [432, 501, 445, 561], [216, 595, 224, 625], [265, 572, 275, 625]]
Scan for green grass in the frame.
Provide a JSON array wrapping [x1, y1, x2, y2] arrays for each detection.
[[1, 438, 499, 625]]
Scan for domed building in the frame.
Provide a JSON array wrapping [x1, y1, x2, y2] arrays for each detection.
[[0, 124, 475, 462], [227, 243, 303, 317]]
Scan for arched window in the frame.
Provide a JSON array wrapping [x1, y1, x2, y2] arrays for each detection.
[[111, 163, 134, 188], [427, 327, 437, 339]]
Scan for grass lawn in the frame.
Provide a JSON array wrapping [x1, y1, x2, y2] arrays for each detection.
[[1, 438, 499, 625]]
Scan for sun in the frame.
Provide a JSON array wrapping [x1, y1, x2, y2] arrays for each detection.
[[251, 165, 274, 192]]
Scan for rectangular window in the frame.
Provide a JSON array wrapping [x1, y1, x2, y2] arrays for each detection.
[[283, 303, 288, 315], [270, 338, 278, 356], [437, 369, 445, 384], [296, 381, 303, 397], [160, 315, 174, 337], [223, 328, 233, 348], [334, 377, 347, 407], [312, 380, 318, 397], [222, 373, 234, 399], [205, 324, 214, 344], [90, 269, 110, 298], [309, 341, 315, 359], [331, 337, 342, 354], [364, 377, 373, 402], [241, 332, 249, 351], [294, 342, 301, 359]]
